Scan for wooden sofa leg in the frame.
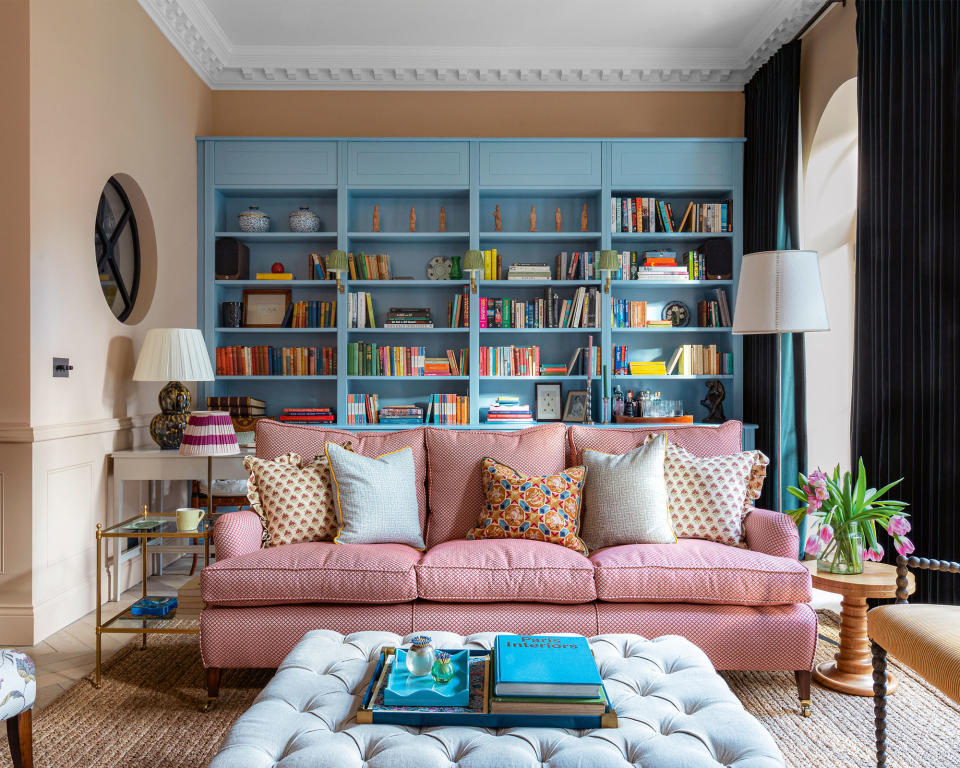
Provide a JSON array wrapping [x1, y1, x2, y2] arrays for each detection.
[[201, 667, 222, 713], [795, 669, 812, 717], [872, 642, 888, 768], [6, 708, 32, 768]]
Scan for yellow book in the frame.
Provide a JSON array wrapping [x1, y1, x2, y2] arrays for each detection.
[[365, 293, 376, 327], [348, 253, 358, 280], [484, 250, 492, 281], [255, 273, 293, 280]]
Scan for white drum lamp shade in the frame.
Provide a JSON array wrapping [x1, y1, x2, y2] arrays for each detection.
[[133, 328, 215, 382], [732, 250, 830, 334]]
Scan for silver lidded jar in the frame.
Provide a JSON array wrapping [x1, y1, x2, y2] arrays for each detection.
[[289, 205, 322, 233], [404, 635, 435, 677], [238, 205, 270, 233]]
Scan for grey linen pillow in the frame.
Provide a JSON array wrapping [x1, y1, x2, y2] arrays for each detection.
[[324, 442, 425, 549], [580, 432, 676, 549]]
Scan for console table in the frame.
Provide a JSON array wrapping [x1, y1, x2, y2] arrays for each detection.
[[108, 450, 248, 601]]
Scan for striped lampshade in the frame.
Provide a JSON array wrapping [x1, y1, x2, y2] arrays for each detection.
[[178, 411, 240, 456]]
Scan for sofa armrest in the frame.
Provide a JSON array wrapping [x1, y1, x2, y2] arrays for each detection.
[[213, 509, 263, 560], [744, 507, 799, 560]]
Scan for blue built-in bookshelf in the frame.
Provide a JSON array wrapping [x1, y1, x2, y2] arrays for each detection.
[[197, 138, 753, 445]]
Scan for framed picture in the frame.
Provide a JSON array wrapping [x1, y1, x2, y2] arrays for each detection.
[[535, 383, 563, 421], [243, 289, 291, 328], [563, 390, 589, 423]]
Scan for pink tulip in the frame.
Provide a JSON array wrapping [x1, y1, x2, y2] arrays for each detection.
[[893, 536, 915, 556], [815, 486, 829, 501], [819, 524, 834, 545], [809, 470, 829, 487], [888, 515, 911, 536], [805, 534, 820, 556], [807, 500, 821, 514], [865, 545, 884, 562]]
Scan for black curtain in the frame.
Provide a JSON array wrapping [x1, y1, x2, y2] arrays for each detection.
[[853, 0, 960, 603], [743, 41, 808, 525]]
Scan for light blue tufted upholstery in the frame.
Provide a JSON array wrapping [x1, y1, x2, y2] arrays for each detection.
[[210, 631, 784, 768], [0, 650, 35, 722]]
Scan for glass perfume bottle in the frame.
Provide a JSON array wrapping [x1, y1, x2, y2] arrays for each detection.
[[431, 651, 455, 684], [405, 635, 435, 677]]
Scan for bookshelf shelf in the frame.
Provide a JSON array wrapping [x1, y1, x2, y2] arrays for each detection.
[[199, 138, 744, 430]]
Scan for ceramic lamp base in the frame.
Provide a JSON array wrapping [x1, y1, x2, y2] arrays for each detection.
[[150, 380, 191, 450]]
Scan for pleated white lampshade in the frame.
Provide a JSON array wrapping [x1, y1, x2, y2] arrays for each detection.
[[133, 328, 215, 382], [732, 250, 830, 334]]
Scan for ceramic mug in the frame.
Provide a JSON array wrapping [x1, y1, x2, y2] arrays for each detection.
[[176, 507, 205, 532]]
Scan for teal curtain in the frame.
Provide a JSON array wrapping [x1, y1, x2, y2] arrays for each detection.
[[743, 41, 808, 557]]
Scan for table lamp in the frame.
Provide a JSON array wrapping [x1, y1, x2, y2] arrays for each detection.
[[327, 250, 348, 293], [732, 250, 829, 516], [463, 250, 484, 293], [132, 328, 215, 449], [598, 250, 619, 293]]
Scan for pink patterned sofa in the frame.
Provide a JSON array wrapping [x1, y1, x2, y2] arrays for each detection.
[[199, 419, 816, 712]]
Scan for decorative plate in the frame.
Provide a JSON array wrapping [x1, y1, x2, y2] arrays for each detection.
[[426, 255, 452, 280], [662, 300, 690, 327]]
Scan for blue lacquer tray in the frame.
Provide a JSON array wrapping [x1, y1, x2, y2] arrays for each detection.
[[384, 649, 469, 707]]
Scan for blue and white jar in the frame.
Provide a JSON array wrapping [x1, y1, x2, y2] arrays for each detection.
[[289, 205, 322, 232], [238, 205, 270, 233]]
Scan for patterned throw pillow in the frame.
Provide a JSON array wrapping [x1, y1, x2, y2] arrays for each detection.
[[645, 435, 769, 546], [581, 433, 675, 549], [243, 452, 339, 547], [468, 458, 589, 555]]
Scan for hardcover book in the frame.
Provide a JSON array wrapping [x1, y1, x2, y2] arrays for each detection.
[[493, 634, 602, 697]]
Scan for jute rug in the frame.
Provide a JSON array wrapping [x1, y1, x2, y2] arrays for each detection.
[[2, 611, 957, 768]]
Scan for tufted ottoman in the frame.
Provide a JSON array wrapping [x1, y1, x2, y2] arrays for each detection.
[[209, 631, 784, 768]]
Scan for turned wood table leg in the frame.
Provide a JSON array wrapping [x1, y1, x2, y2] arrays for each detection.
[[814, 595, 899, 696]]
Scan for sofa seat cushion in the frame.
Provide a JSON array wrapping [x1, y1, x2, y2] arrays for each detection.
[[590, 539, 811, 605], [201, 542, 422, 606], [416, 539, 597, 603]]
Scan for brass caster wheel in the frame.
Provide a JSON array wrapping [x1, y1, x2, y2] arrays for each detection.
[[800, 701, 812, 717], [200, 697, 218, 713]]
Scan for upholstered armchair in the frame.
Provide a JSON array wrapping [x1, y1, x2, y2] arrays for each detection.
[[0, 649, 35, 768], [869, 555, 960, 768]]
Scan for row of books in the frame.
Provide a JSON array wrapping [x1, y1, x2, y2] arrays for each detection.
[[479, 346, 542, 377], [480, 287, 601, 329], [276, 408, 335, 424], [447, 289, 470, 328], [347, 291, 377, 327], [697, 289, 733, 328], [485, 396, 533, 424], [347, 252, 392, 280], [613, 344, 734, 376], [283, 300, 336, 328], [425, 394, 470, 424], [479, 249, 503, 280], [216, 346, 336, 376], [611, 197, 733, 233], [346, 343, 467, 377], [207, 395, 266, 417], [610, 249, 712, 281], [344, 396, 468, 425]]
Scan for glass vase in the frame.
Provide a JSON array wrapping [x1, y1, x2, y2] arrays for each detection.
[[817, 521, 865, 575], [449, 255, 462, 280], [405, 635, 435, 677]]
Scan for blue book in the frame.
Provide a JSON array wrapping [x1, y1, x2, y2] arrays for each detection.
[[494, 634, 602, 698]]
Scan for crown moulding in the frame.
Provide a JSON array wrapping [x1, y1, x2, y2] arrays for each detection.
[[139, 0, 823, 92]]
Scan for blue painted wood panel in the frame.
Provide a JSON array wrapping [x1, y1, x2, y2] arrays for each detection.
[[480, 142, 601, 186], [347, 142, 469, 186], [214, 141, 337, 186], [611, 141, 737, 189]]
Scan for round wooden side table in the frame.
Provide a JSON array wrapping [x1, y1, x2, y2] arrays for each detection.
[[805, 560, 915, 696]]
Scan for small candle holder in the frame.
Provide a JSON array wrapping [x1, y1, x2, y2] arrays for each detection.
[[431, 650, 455, 684], [405, 635, 435, 677]]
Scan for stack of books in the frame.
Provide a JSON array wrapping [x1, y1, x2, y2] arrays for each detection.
[[506, 263, 552, 281], [206, 396, 266, 418], [276, 407, 335, 424], [485, 397, 534, 424], [377, 403, 423, 425], [629, 361, 667, 376], [491, 634, 605, 716], [384, 307, 433, 329]]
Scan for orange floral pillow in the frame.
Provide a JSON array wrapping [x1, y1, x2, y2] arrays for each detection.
[[467, 457, 589, 555]]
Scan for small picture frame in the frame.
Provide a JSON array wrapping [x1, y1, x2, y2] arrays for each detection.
[[242, 289, 291, 328], [563, 390, 589, 423], [535, 383, 563, 422]]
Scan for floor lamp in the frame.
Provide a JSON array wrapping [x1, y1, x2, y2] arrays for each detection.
[[732, 250, 829, 520]]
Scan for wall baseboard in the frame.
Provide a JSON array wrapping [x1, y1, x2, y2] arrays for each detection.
[[0, 604, 35, 645], [0, 415, 151, 444]]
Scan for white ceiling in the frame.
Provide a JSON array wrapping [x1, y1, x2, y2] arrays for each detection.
[[139, 0, 824, 91]]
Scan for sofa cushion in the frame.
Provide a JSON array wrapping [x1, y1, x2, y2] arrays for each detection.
[[590, 539, 811, 605], [254, 421, 428, 535], [416, 539, 597, 603], [425, 423, 568, 548], [201, 541, 422, 606], [567, 420, 743, 465]]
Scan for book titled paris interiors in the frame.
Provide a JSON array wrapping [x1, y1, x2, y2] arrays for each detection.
[[493, 634, 602, 698]]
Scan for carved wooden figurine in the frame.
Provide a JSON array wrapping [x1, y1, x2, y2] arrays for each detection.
[[529, 205, 537, 232], [580, 203, 588, 231], [409, 206, 416, 232], [555, 207, 562, 232], [439, 206, 446, 232], [494, 205, 503, 231], [372, 204, 380, 232]]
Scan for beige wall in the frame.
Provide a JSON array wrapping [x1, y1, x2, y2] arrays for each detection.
[[212, 90, 744, 137], [799, 2, 858, 475]]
